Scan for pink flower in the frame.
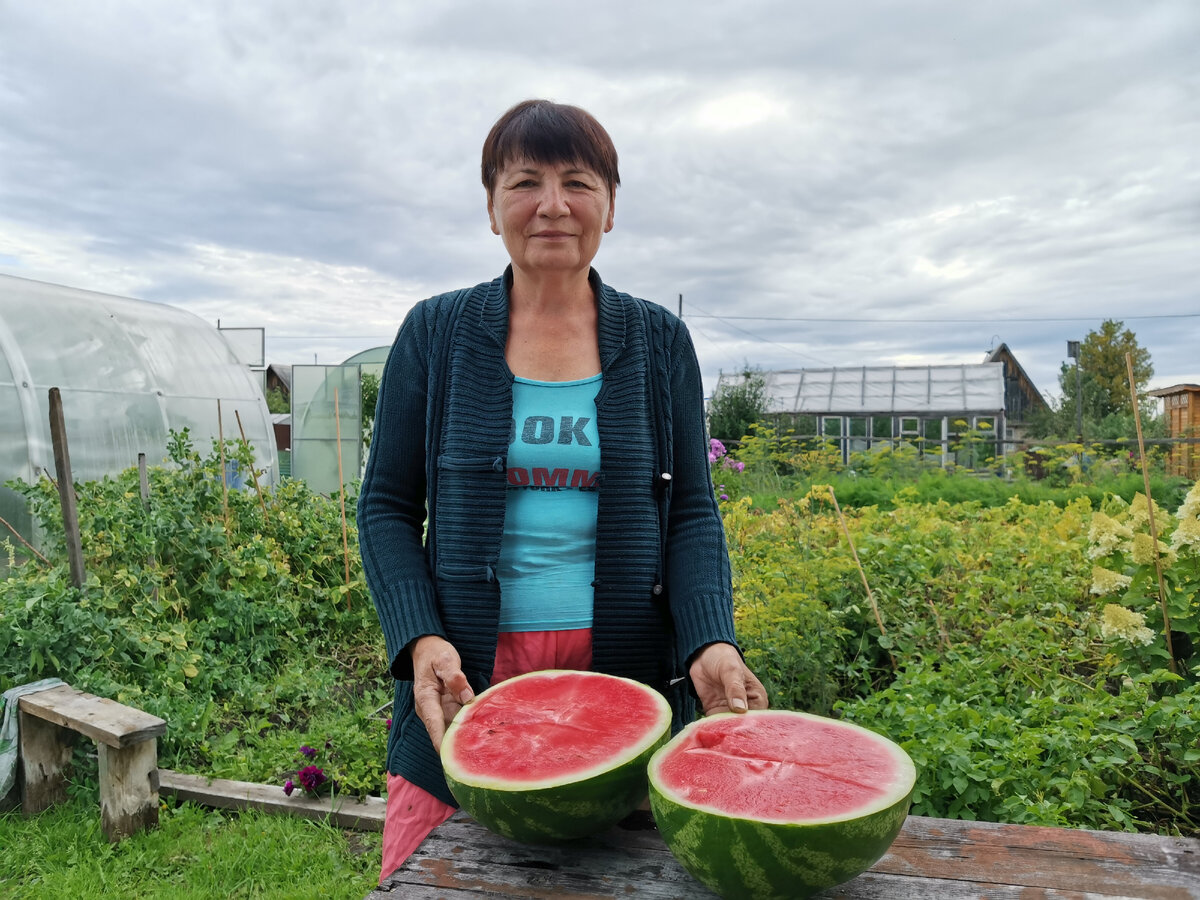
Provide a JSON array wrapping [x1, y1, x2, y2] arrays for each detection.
[[283, 780, 295, 796]]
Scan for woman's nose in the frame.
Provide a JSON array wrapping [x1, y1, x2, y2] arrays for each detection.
[[537, 183, 569, 217]]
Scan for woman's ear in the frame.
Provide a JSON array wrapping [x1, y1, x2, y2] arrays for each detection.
[[487, 192, 500, 235], [604, 195, 615, 233]]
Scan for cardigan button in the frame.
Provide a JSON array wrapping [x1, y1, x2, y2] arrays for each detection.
[[492, 457, 505, 472], [652, 584, 664, 596]]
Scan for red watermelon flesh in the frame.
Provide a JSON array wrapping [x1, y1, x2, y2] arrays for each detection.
[[655, 711, 908, 822], [441, 669, 672, 843], [446, 669, 667, 785], [649, 710, 916, 899]]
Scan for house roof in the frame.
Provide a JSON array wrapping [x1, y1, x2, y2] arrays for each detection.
[[266, 363, 293, 393], [1148, 384, 1200, 397]]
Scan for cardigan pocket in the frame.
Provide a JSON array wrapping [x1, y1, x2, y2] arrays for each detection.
[[436, 453, 506, 473], [434, 560, 495, 583]]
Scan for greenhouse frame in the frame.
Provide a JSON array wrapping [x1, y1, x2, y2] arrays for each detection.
[[0, 274, 278, 559], [715, 363, 1009, 467]]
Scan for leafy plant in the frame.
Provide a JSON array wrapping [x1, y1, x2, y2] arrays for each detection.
[[708, 366, 768, 444], [1086, 480, 1200, 682]]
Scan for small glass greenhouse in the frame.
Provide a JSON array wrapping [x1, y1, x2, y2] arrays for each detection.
[[0, 274, 277, 556], [715, 364, 1008, 466]]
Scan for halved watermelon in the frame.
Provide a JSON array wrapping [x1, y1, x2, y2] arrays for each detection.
[[440, 669, 672, 843], [649, 710, 916, 899]]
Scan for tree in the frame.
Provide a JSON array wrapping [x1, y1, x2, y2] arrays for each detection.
[[264, 386, 289, 414], [1032, 320, 1158, 440], [708, 366, 768, 444], [1062, 320, 1153, 418]]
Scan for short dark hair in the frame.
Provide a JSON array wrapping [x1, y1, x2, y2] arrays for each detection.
[[481, 100, 620, 199]]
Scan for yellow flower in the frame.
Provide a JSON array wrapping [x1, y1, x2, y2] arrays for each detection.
[[1086, 511, 1133, 559], [1130, 532, 1173, 566], [1100, 604, 1155, 647], [1090, 566, 1132, 596]]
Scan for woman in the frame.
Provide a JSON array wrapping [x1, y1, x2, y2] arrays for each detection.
[[358, 99, 767, 881]]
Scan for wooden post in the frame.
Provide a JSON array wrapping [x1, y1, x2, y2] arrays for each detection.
[[1126, 353, 1177, 674], [137, 453, 151, 512], [234, 410, 270, 524], [99, 740, 160, 841], [138, 452, 159, 605], [47, 387, 86, 588], [217, 400, 230, 535], [19, 712, 76, 814], [334, 389, 351, 604]]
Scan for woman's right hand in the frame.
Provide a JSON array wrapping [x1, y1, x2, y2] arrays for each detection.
[[410, 634, 475, 752]]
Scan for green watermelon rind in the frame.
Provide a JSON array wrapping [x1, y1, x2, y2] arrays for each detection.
[[441, 670, 673, 844], [648, 711, 916, 900]]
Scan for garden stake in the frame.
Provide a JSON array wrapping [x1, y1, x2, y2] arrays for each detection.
[[0, 512, 51, 566], [1126, 352, 1177, 675], [138, 452, 160, 606], [334, 388, 352, 606], [828, 485, 896, 670], [217, 400, 231, 536], [234, 409, 270, 525], [48, 387, 86, 588]]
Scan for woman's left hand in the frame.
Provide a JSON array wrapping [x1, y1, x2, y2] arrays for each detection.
[[689, 643, 769, 715]]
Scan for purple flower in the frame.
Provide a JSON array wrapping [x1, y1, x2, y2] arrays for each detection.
[[283, 780, 295, 796], [708, 438, 726, 462], [298, 765, 327, 794], [386, 718, 392, 729], [719, 494, 729, 501], [299, 745, 317, 759]]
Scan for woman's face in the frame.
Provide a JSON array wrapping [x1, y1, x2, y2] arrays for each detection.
[[487, 158, 614, 279]]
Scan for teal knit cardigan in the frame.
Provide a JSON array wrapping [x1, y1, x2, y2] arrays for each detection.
[[357, 268, 738, 806]]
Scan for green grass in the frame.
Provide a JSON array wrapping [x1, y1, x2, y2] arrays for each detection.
[[0, 789, 381, 899]]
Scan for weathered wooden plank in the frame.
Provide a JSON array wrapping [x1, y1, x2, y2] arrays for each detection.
[[158, 769, 386, 832], [371, 811, 713, 900], [18, 712, 75, 815], [875, 816, 1200, 898], [370, 810, 1200, 900], [98, 739, 159, 842], [18, 685, 166, 749]]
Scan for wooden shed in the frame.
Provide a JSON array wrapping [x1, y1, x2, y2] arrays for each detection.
[[1147, 384, 1200, 479]]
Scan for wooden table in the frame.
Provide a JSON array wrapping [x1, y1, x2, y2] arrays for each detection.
[[368, 809, 1199, 899]]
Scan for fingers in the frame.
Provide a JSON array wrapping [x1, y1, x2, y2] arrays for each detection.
[[690, 642, 770, 716], [410, 635, 474, 752]]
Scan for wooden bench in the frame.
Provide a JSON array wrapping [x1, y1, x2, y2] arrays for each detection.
[[17, 683, 167, 842], [370, 809, 1200, 899]]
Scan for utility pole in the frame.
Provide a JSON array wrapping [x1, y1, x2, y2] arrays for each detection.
[[1067, 340, 1082, 444], [678, 294, 683, 318]]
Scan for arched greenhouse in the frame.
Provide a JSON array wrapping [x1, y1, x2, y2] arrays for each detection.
[[0, 274, 277, 557]]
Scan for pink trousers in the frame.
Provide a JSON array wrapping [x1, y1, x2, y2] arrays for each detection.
[[379, 628, 593, 882]]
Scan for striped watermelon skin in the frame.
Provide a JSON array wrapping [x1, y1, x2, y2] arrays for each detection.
[[648, 711, 915, 899], [447, 735, 667, 843], [442, 670, 672, 844]]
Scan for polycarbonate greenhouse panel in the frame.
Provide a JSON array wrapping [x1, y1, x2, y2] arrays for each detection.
[[290, 364, 361, 496], [730, 364, 1006, 416], [0, 274, 277, 557]]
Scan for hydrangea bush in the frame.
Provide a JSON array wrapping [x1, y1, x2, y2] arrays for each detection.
[[1087, 479, 1200, 681]]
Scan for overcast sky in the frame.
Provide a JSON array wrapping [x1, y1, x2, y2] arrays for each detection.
[[2, 1, 1197, 404]]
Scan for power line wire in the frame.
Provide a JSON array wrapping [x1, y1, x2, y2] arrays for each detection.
[[685, 312, 1200, 324]]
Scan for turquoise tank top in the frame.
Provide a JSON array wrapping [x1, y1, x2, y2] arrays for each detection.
[[498, 374, 601, 631]]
